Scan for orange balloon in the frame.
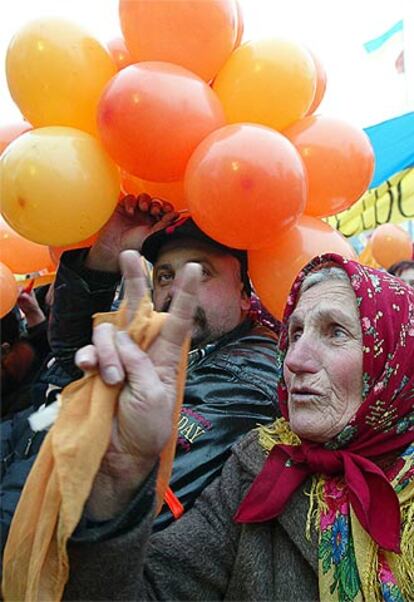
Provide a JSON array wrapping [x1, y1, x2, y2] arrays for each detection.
[[234, 1, 244, 49], [0, 122, 32, 155], [358, 240, 381, 269], [107, 37, 133, 71], [213, 38, 316, 131], [185, 124, 307, 250], [119, 0, 237, 82], [305, 49, 327, 115], [97, 62, 226, 182], [49, 233, 99, 265], [0, 216, 51, 274], [370, 224, 412, 269], [121, 172, 188, 212], [283, 116, 374, 217], [0, 261, 18, 318], [249, 216, 357, 319], [6, 18, 116, 135]]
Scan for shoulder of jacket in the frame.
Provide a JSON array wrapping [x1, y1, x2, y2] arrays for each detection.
[[231, 429, 267, 478]]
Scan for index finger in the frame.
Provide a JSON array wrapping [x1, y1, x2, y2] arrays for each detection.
[[119, 250, 149, 325]]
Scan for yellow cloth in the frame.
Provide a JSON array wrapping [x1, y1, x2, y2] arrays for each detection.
[[2, 295, 189, 602]]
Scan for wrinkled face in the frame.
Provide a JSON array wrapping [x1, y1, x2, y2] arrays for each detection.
[[283, 279, 363, 443], [152, 238, 250, 348], [398, 267, 414, 288]]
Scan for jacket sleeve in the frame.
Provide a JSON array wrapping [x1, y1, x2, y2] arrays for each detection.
[[155, 335, 278, 529], [64, 448, 247, 601], [49, 249, 120, 377], [1, 411, 47, 566]]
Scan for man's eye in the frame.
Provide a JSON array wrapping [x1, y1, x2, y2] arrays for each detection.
[[157, 273, 173, 285]]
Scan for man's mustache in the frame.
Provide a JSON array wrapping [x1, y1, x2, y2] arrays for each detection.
[[161, 297, 207, 328]]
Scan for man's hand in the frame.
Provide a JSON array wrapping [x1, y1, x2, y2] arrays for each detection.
[[75, 250, 201, 519], [85, 193, 178, 272]]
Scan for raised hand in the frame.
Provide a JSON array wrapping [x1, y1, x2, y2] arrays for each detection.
[[85, 193, 178, 272], [17, 290, 46, 328], [76, 250, 201, 518]]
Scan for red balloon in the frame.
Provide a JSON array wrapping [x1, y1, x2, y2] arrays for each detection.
[[97, 62, 226, 182], [284, 115, 374, 217], [185, 124, 307, 250], [249, 215, 357, 319], [305, 49, 327, 115], [0, 121, 32, 155], [107, 37, 133, 71]]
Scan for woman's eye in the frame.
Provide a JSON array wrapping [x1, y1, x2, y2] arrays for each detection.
[[331, 325, 347, 338], [289, 329, 302, 342]]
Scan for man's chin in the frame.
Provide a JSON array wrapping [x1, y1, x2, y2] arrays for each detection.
[[190, 324, 212, 349]]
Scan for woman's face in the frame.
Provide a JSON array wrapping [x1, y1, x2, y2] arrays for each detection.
[[283, 279, 363, 443]]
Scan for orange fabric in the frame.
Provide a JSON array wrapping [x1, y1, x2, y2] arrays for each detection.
[[2, 295, 189, 602], [164, 486, 185, 520]]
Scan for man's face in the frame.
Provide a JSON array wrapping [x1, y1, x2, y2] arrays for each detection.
[[152, 238, 250, 348]]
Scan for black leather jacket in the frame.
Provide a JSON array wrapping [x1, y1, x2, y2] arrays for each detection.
[[1, 250, 280, 556]]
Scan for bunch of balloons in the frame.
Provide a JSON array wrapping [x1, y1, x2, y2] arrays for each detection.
[[1, 0, 377, 318]]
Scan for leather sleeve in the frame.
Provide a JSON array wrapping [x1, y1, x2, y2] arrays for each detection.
[[49, 249, 120, 377], [155, 326, 279, 530]]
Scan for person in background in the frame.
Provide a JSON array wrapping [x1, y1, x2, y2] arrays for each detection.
[[387, 259, 414, 288], [1, 289, 51, 418]]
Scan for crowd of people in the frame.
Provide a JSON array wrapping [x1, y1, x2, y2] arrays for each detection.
[[1, 195, 413, 601]]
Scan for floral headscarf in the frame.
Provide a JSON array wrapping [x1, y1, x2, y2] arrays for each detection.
[[236, 254, 414, 601]]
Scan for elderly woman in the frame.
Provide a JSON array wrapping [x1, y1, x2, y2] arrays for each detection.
[[56, 251, 413, 600]]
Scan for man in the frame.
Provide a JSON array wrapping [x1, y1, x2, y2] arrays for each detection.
[[1, 195, 279, 549]]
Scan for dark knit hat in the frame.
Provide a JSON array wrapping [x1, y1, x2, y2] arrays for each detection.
[[141, 217, 251, 294]]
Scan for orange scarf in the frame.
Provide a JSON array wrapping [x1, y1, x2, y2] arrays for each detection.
[[2, 295, 189, 601]]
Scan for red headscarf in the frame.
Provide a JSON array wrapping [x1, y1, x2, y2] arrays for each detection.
[[235, 254, 414, 552]]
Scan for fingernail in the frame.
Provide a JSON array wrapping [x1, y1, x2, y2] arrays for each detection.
[[103, 366, 122, 385], [76, 351, 88, 366]]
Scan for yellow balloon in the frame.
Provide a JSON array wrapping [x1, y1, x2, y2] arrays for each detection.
[[213, 38, 316, 131], [6, 19, 116, 135], [0, 127, 120, 246]]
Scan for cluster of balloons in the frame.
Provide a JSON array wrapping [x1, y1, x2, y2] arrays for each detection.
[[1, 0, 378, 318]]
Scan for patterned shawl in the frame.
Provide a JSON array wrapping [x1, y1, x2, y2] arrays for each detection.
[[236, 254, 414, 601]]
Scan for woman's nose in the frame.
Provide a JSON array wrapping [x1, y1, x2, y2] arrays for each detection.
[[284, 334, 320, 374]]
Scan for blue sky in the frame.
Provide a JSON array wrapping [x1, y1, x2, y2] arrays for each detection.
[[1, 0, 413, 127]]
